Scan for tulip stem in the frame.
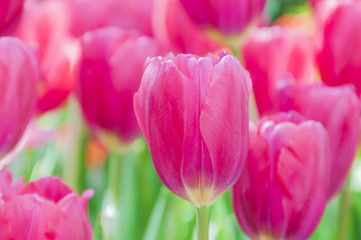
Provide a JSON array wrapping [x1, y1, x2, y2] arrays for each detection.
[[196, 206, 210, 240], [336, 179, 351, 240]]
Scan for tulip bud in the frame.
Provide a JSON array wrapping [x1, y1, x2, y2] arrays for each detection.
[[64, 0, 153, 37], [232, 112, 331, 240], [13, 0, 80, 113], [0, 37, 39, 160], [317, 1, 361, 95], [276, 81, 361, 198], [0, 0, 24, 35], [179, 0, 266, 35], [77, 27, 160, 143], [242, 26, 316, 116], [134, 51, 252, 207], [152, 0, 220, 55], [0, 171, 93, 240]]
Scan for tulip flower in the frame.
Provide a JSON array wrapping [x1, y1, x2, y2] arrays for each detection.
[[232, 112, 331, 240], [179, 0, 266, 35], [317, 1, 361, 95], [0, 37, 39, 161], [0, 171, 93, 240], [276, 81, 361, 198], [64, 0, 153, 37], [0, 0, 24, 35], [242, 26, 316, 116], [152, 0, 221, 55], [134, 51, 251, 207], [77, 27, 159, 143], [13, 0, 80, 114]]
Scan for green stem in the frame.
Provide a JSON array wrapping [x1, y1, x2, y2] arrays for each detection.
[[336, 179, 351, 240], [108, 152, 122, 201], [196, 206, 210, 240]]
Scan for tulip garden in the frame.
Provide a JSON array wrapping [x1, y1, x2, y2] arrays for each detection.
[[1, 0, 361, 239]]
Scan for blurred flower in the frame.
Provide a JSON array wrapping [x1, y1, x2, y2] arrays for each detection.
[[179, 0, 266, 35], [317, 1, 361, 95], [152, 0, 221, 55], [0, 0, 24, 35], [232, 112, 331, 240], [0, 171, 93, 240], [276, 81, 361, 198], [13, 0, 80, 114], [64, 0, 153, 37], [77, 27, 160, 143], [0, 37, 39, 161], [134, 51, 251, 207], [242, 26, 316, 116]]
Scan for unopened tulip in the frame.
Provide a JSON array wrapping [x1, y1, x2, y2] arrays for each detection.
[[13, 0, 80, 113], [179, 0, 266, 35], [242, 26, 316, 116], [134, 51, 251, 207], [152, 0, 221, 55], [232, 112, 331, 240], [317, 1, 361, 95], [276, 81, 361, 198], [0, 171, 93, 240], [77, 27, 159, 143], [0, 37, 39, 160], [64, 0, 153, 37], [0, 0, 24, 35]]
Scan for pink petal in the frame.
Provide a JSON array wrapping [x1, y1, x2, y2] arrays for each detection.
[[200, 55, 251, 203]]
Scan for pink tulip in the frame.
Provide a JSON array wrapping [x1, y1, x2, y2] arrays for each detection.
[[179, 0, 266, 35], [242, 26, 316, 116], [152, 0, 221, 55], [77, 27, 159, 142], [0, 37, 39, 160], [317, 1, 361, 95], [64, 0, 153, 37], [232, 112, 331, 240], [0, 0, 24, 35], [13, 0, 80, 114], [276, 81, 361, 198], [134, 51, 252, 207], [0, 171, 93, 240]]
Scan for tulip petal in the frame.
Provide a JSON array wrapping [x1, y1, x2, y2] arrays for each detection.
[[200, 55, 251, 203]]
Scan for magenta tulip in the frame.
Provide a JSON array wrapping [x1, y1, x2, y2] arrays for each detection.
[[276, 81, 361, 198], [232, 112, 331, 240], [134, 51, 251, 207], [179, 0, 266, 35], [317, 1, 361, 95], [0, 37, 39, 160], [64, 0, 153, 37], [0, 0, 24, 35], [242, 26, 316, 116], [77, 27, 159, 142], [152, 0, 221, 55], [13, 0, 80, 113], [0, 171, 93, 240]]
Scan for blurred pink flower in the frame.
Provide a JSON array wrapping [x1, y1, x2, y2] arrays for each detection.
[[134, 51, 252, 207], [0, 37, 39, 160], [179, 0, 266, 35], [232, 112, 331, 240], [0, 171, 93, 240], [152, 0, 221, 55], [317, 1, 361, 95], [0, 0, 24, 35], [242, 26, 316, 116], [13, 0, 80, 114], [64, 0, 153, 37], [276, 81, 361, 198], [77, 27, 160, 142]]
